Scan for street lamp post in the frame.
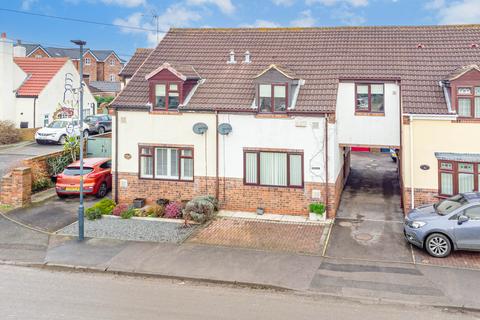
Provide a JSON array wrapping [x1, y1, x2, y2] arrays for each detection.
[[71, 39, 87, 241]]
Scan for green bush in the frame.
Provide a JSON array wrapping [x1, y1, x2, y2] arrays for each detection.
[[183, 196, 218, 223], [86, 198, 116, 217], [46, 153, 72, 176], [309, 202, 326, 215], [121, 207, 135, 219], [32, 177, 53, 193], [86, 207, 102, 220]]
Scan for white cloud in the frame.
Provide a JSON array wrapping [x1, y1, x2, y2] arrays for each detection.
[[186, 0, 235, 14], [306, 0, 368, 7], [114, 5, 202, 46], [426, 0, 480, 24], [336, 9, 366, 25], [290, 10, 316, 27], [101, 0, 146, 7], [272, 0, 295, 6], [240, 20, 282, 28], [21, 0, 38, 10]]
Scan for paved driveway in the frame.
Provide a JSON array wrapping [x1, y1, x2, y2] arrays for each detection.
[[325, 152, 413, 263], [0, 142, 62, 178]]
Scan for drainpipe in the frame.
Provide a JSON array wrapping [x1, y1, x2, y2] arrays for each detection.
[[33, 97, 37, 128], [409, 115, 414, 209], [114, 108, 119, 203], [215, 110, 219, 201], [324, 114, 329, 218]]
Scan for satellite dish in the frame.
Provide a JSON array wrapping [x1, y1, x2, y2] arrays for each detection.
[[218, 123, 232, 135], [193, 122, 208, 135]]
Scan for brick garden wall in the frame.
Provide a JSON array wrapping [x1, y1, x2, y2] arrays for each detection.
[[402, 187, 439, 214], [0, 167, 31, 207]]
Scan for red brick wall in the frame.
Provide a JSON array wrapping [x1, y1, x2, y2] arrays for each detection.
[[30, 48, 49, 58], [83, 52, 97, 81], [114, 171, 345, 218], [402, 187, 439, 214], [0, 167, 32, 207], [102, 54, 123, 82]]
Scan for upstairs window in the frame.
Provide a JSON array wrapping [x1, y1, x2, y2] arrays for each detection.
[[85, 58, 91, 65], [259, 84, 287, 112], [154, 83, 180, 110], [356, 84, 384, 113], [110, 59, 115, 66], [457, 86, 480, 118]]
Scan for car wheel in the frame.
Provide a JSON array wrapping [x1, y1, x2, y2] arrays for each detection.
[[83, 130, 89, 138], [58, 135, 67, 145], [96, 182, 107, 198], [57, 193, 68, 199], [98, 126, 105, 134], [425, 233, 452, 258]]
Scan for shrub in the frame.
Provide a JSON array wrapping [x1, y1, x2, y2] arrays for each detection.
[[192, 195, 218, 211], [145, 204, 164, 217], [112, 203, 129, 216], [133, 208, 146, 217], [0, 120, 21, 145], [87, 198, 116, 216], [183, 196, 217, 223], [63, 136, 80, 162], [86, 207, 102, 220], [46, 153, 72, 176], [309, 202, 326, 215], [121, 207, 135, 219], [164, 202, 182, 219], [30, 161, 53, 192]]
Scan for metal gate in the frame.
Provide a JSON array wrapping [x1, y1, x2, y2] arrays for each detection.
[[87, 133, 111, 158]]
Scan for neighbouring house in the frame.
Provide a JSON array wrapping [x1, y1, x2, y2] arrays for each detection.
[[111, 26, 480, 218], [0, 33, 96, 128], [15, 42, 125, 82], [119, 48, 153, 90], [88, 81, 122, 98]]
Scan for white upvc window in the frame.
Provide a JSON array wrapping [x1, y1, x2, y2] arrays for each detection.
[[85, 58, 91, 65]]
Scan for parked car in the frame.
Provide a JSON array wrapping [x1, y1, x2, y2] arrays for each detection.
[[35, 118, 90, 145], [55, 158, 112, 198], [404, 192, 480, 258], [85, 114, 112, 134]]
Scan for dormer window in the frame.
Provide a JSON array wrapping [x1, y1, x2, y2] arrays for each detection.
[[258, 84, 287, 112], [154, 83, 180, 110], [457, 86, 480, 118]]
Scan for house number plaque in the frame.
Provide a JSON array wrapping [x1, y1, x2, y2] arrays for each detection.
[[420, 164, 430, 170]]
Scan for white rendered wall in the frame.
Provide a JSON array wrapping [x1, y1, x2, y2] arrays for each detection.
[[336, 82, 400, 147]]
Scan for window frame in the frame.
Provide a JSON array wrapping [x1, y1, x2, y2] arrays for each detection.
[[355, 83, 385, 114], [456, 86, 480, 119], [150, 81, 183, 111], [110, 59, 115, 66], [258, 83, 288, 113], [138, 145, 194, 182], [438, 160, 480, 197], [243, 149, 304, 188], [109, 74, 116, 82], [84, 58, 91, 65]]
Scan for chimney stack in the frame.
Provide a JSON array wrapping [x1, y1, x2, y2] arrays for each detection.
[[13, 39, 26, 57], [1, 32, 6, 39], [227, 50, 236, 64]]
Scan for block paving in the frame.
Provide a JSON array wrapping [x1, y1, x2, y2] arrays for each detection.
[[413, 247, 480, 270], [187, 218, 327, 255]]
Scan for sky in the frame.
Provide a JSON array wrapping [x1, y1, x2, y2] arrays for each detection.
[[1, 0, 479, 60]]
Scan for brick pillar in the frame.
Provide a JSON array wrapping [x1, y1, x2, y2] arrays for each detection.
[[1, 167, 32, 207]]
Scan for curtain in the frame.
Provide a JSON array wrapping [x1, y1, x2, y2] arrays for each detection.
[[245, 153, 257, 184], [458, 173, 474, 193], [441, 172, 453, 195], [155, 148, 168, 177], [475, 97, 480, 118], [140, 156, 153, 178], [260, 152, 287, 186], [458, 98, 471, 117], [289, 154, 302, 186], [181, 158, 193, 180], [170, 149, 179, 178]]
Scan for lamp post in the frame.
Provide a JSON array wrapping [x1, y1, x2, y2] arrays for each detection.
[[71, 39, 86, 241]]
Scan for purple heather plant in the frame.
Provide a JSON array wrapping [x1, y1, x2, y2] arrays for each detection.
[[164, 202, 182, 219]]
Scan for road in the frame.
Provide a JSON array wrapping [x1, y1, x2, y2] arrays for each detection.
[[0, 265, 476, 320], [0, 142, 62, 177]]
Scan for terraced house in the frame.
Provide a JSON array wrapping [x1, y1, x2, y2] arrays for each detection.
[[111, 25, 480, 218]]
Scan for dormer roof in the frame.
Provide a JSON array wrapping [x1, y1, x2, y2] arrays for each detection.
[[254, 64, 298, 80], [446, 64, 480, 81], [145, 62, 201, 81]]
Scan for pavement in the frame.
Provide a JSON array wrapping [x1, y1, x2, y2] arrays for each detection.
[[0, 141, 62, 178]]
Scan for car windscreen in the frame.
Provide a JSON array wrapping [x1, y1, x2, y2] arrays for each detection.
[[85, 116, 100, 123], [47, 121, 67, 128], [63, 167, 93, 176], [434, 195, 467, 215]]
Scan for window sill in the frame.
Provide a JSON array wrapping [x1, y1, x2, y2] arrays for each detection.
[[139, 176, 194, 182], [354, 112, 385, 117], [255, 113, 289, 119], [452, 118, 480, 123], [149, 110, 182, 115], [243, 183, 304, 190]]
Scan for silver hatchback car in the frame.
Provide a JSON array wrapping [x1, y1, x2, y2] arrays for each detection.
[[404, 192, 480, 258]]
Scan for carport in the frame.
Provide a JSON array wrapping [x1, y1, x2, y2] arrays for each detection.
[[325, 149, 412, 263]]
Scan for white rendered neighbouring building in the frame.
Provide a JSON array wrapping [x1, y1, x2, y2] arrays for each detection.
[[0, 33, 95, 129]]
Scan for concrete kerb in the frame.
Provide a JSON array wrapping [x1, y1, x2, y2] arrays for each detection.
[[0, 141, 35, 151]]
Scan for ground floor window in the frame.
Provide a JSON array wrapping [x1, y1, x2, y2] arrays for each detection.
[[139, 145, 193, 181], [244, 150, 303, 187], [438, 160, 479, 196]]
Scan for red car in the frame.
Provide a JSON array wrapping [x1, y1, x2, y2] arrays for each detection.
[[56, 158, 112, 198]]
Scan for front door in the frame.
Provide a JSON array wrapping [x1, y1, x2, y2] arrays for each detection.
[[454, 205, 480, 250]]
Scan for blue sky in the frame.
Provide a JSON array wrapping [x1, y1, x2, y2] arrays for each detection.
[[1, 0, 479, 60]]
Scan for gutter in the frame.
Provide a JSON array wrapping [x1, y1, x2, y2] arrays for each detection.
[[403, 113, 457, 120]]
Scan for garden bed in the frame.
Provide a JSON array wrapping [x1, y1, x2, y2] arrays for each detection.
[[57, 215, 199, 243]]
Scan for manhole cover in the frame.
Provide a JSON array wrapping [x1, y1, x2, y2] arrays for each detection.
[[338, 221, 352, 227], [354, 233, 373, 241]]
